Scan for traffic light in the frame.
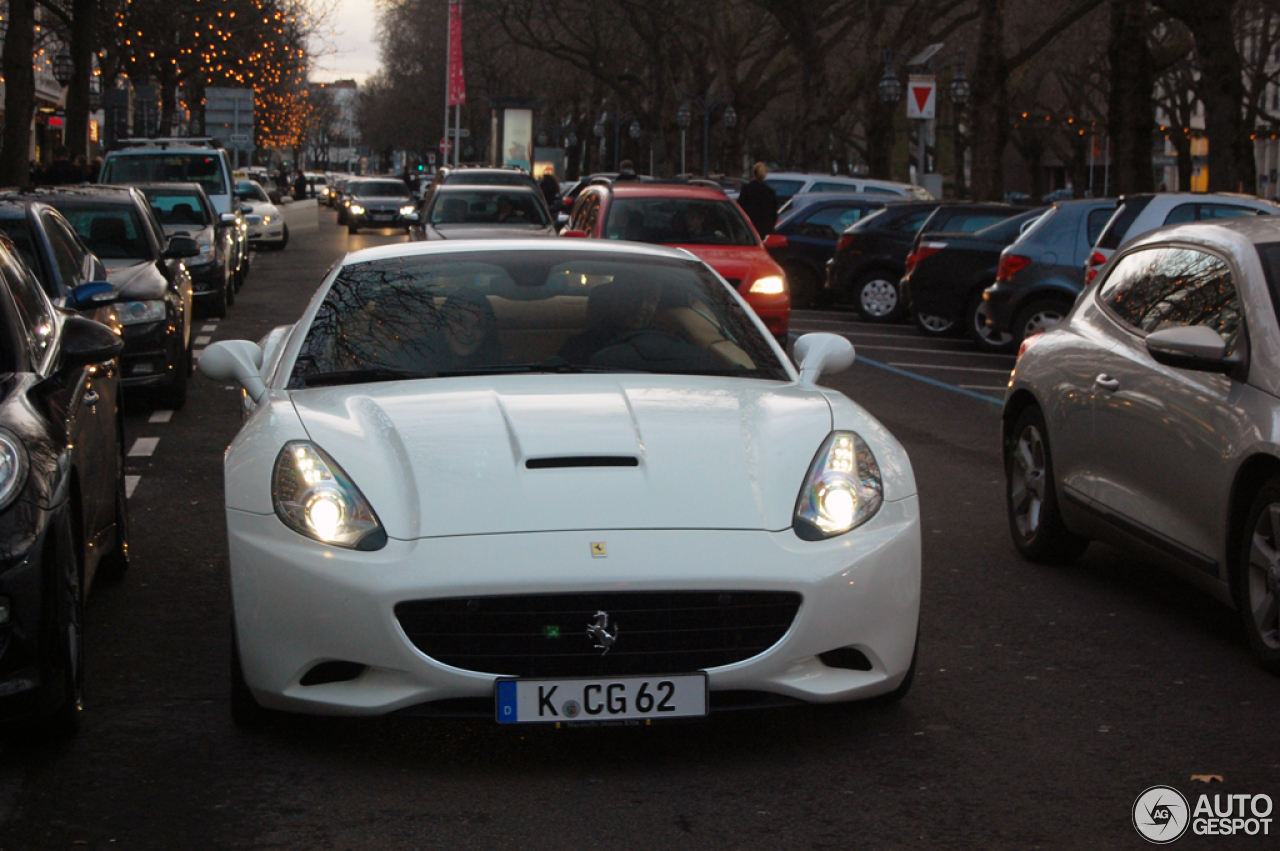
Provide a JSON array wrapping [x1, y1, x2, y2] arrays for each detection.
[[417, 163, 424, 171]]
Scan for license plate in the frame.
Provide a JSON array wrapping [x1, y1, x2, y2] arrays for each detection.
[[372, 213, 391, 221], [495, 673, 707, 724]]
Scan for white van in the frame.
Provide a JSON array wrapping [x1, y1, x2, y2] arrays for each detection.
[[100, 139, 236, 216], [765, 172, 934, 204]]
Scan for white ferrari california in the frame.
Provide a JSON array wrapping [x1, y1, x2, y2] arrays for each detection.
[[200, 239, 921, 726]]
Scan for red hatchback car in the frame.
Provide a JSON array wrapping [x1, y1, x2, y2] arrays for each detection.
[[564, 182, 791, 339]]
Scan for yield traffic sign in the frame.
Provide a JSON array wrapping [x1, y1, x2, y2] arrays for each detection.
[[906, 75, 937, 120]]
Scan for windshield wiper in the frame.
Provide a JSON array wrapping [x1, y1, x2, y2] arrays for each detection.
[[302, 368, 424, 387], [436, 362, 649, 377]]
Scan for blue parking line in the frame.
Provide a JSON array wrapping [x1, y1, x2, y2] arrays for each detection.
[[856, 356, 1005, 405]]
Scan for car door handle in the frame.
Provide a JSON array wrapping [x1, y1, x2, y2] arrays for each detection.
[[1094, 374, 1120, 392], [83, 390, 100, 406]]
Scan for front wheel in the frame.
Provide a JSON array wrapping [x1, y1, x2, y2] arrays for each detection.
[[851, 272, 904, 322], [277, 224, 289, 250], [96, 435, 130, 583], [1005, 406, 1088, 562], [914, 311, 955, 336], [1235, 479, 1280, 673]]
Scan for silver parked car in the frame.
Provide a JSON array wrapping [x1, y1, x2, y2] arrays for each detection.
[[1002, 216, 1280, 673]]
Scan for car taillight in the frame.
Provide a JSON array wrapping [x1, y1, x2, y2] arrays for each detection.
[[996, 254, 1032, 281], [1016, 331, 1045, 361], [836, 235, 854, 252], [903, 252, 917, 275], [1088, 251, 1107, 267], [1085, 268, 1097, 283], [904, 242, 945, 276]]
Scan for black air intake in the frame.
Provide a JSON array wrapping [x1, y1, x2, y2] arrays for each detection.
[[525, 456, 639, 469]]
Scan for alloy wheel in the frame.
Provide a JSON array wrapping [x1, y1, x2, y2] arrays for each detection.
[[917, 314, 953, 334], [1010, 424, 1047, 540], [973, 300, 1013, 348], [1247, 504, 1280, 651], [860, 279, 898, 318], [1021, 307, 1065, 339]]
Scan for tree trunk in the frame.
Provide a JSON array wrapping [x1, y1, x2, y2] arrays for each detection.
[[64, 0, 98, 159], [1107, 0, 1155, 194], [969, 0, 1009, 201], [863, 88, 896, 180], [0, 0, 38, 188]]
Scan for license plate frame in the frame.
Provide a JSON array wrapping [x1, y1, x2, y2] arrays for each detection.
[[495, 673, 708, 725]]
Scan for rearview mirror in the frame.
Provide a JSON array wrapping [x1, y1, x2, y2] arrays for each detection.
[[1146, 325, 1233, 372], [763, 234, 788, 250], [198, 340, 267, 403], [67, 281, 117, 311], [59, 315, 124, 368], [164, 235, 201, 259], [219, 213, 238, 226], [793, 332, 855, 385]]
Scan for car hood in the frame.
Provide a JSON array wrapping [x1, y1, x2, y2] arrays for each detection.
[[428, 224, 557, 240], [103, 260, 166, 299], [288, 375, 832, 540], [665, 244, 782, 284]]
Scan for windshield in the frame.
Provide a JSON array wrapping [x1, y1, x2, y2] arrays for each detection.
[[604, 198, 757, 246], [430, 191, 549, 226], [288, 250, 787, 388], [356, 182, 411, 199], [235, 181, 271, 203], [145, 190, 212, 227], [53, 202, 152, 263], [101, 153, 226, 197]]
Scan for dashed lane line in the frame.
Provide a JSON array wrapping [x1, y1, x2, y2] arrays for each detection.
[[148, 410, 174, 423], [128, 437, 160, 457], [200, 324, 217, 332], [125, 476, 141, 499], [194, 335, 212, 346]]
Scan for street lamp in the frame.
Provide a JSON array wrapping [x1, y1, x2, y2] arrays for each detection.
[[949, 67, 970, 107], [878, 66, 902, 105], [629, 120, 641, 140], [677, 103, 692, 175], [53, 50, 75, 87]]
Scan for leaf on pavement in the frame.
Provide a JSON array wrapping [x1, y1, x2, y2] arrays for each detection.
[[1190, 774, 1224, 783]]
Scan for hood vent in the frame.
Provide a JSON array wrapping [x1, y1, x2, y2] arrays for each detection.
[[526, 456, 640, 470]]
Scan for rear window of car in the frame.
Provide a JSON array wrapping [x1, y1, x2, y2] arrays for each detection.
[[944, 212, 1011, 233], [975, 210, 1044, 242], [765, 179, 804, 198], [145, 190, 212, 227], [1086, 208, 1112, 246], [811, 182, 858, 193], [101, 152, 227, 198], [603, 197, 756, 246], [1095, 196, 1151, 250], [288, 250, 787, 387]]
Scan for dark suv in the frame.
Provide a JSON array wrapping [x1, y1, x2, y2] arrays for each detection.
[[26, 187, 195, 408]]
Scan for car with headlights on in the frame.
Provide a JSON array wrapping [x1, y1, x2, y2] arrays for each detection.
[[413, 185, 554, 241], [0, 234, 129, 736], [37, 187, 194, 408], [136, 182, 235, 316], [234, 180, 287, 250], [1003, 216, 1280, 674], [345, 178, 418, 234], [566, 182, 792, 341], [199, 240, 921, 726]]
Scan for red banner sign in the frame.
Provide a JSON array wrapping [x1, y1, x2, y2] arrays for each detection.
[[448, 1, 466, 106]]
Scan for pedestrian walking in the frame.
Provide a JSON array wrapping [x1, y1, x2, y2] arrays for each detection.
[[539, 168, 560, 210], [737, 162, 778, 238], [40, 146, 85, 185], [293, 169, 308, 201]]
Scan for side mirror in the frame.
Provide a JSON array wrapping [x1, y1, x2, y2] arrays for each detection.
[[1146, 325, 1232, 372], [60, 315, 124, 368], [793, 332, 855, 385], [199, 339, 267, 403], [561, 229, 588, 239], [219, 213, 238, 226], [164, 235, 201, 259], [68, 281, 117, 311], [763, 234, 788, 250]]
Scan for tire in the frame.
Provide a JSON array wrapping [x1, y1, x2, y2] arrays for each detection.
[[277, 224, 289, 250], [337, 208, 347, 225], [348, 223, 359, 235], [1234, 479, 1280, 673], [967, 291, 1016, 353], [1005, 405, 1088, 562], [783, 262, 823, 310], [158, 340, 188, 410], [851, 271, 905, 322], [42, 512, 83, 738], [96, 434, 131, 584], [914, 311, 955, 336], [209, 276, 229, 318], [231, 623, 272, 728], [1013, 298, 1071, 346]]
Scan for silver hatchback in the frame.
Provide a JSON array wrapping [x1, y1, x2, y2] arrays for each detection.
[[1002, 216, 1280, 673]]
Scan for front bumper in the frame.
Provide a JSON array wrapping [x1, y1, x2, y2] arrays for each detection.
[[350, 210, 412, 228], [0, 501, 60, 720], [120, 320, 179, 388], [229, 497, 921, 716], [742, 290, 791, 336], [249, 218, 286, 244], [186, 262, 225, 295]]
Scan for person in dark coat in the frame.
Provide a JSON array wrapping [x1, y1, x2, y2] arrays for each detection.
[[539, 168, 560, 210], [614, 159, 640, 182], [41, 146, 85, 185], [736, 161, 778, 238], [293, 170, 308, 201]]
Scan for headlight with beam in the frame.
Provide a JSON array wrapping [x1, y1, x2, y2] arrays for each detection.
[[749, 275, 786, 295], [117, 300, 167, 325], [793, 431, 883, 540], [400, 205, 417, 216], [272, 442, 386, 550], [349, 204, 366, 216]]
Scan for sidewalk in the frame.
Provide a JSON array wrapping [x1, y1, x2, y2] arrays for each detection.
[[279, 197, 320, 234]]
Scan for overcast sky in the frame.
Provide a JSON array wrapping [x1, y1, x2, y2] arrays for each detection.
[[309, 0, 382, 84]]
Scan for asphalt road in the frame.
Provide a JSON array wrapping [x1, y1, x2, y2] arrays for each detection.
[[1, 208, 1277, 850]]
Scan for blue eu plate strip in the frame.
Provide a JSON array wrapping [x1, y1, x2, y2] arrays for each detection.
[[496, 680, 518, 724]]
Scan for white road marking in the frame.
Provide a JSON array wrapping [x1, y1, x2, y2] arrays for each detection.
[[148, 410, 174, 423], [194, 335, 212, 345], [125, 476, 141, 498], [887, 363, 1012, 374], [128, 437, 160, 457], [200, 324, 217, 332]]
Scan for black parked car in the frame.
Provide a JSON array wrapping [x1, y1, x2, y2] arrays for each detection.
[[31, 187, 195, 409], [767, 194, 886, 308], [0, 235, 128, 736], [899, 209, 1045, 351], [345, 179, 419, 234], [136, 182, 235, 317], [981, 198, 1118, 346]]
